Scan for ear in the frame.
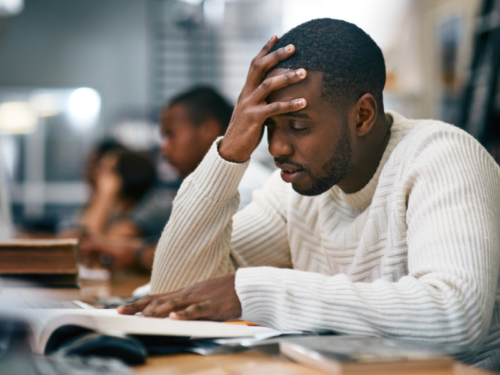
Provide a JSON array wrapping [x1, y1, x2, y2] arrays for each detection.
[[354, 94, 377, 137], [199, 118, 223, 142]]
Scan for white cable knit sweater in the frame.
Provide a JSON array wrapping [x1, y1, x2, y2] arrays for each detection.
[[151, 111, 500, 369]]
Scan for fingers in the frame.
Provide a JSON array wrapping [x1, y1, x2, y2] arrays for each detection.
[[261, 99, 307, 119], [117, 294, 158, 315], [250, 35, 278, 69], [170, 303, 211, 321], [141, 295, 189, 318], [255, 69, 306, 100], [246, 44, 296, 89], [117, 291, 187, 316]]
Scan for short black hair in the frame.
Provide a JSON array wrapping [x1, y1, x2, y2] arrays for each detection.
[[115, 151, 156, 203], [94, 139, 126, 160], [269, 18, 386, 113], [168, 86, 233, 132]]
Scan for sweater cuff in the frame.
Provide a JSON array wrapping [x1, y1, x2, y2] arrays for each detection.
[[235, 267, 285, 327], [190, 137, 250, 202]]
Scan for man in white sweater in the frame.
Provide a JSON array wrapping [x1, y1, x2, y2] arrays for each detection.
[[119, 19, 500, 369]]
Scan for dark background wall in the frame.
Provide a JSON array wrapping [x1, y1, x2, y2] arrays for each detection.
[[0, 0, 150, 131]]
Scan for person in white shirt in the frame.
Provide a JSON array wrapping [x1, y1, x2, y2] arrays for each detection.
[[118, 19, 500, 370]]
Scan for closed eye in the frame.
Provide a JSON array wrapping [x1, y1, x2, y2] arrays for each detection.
[[290, 123, 309, 131]]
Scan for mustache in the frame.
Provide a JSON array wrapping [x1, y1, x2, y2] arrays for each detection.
[[274, 158, 308, 171]]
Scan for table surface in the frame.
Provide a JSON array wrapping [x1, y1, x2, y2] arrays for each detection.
[[4, 270, 493, 375]]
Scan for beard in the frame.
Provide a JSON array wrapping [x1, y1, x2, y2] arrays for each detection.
[[276, 123, 353, 196]]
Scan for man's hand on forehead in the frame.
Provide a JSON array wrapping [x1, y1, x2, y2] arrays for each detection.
[[218, 35, 307, 163]]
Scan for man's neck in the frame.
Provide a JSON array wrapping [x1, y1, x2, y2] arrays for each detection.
[[337, 114, 392, 194]]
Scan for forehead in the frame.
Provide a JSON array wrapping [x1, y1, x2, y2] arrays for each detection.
[[160, 103, 192, 129], [265, 69, 326, 110]]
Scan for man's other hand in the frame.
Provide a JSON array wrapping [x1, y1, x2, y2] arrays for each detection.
[[218, 35, 307, 163], [117, 274, 242, 321]]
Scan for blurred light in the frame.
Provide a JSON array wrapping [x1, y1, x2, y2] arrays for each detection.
[[282, 0, 410, 53], [67, 88, 101, 130], [0, 0, 23, 16], [180, 0, 203, 5], [113, 120, 160, 151], [29, 93, 60, 117], [204, 0, 225, 26], [0, 135, 17, 178], [0, 102, 38, 134]]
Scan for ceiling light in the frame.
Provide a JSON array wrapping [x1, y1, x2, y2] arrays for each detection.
[[0, 102, 38, 134], [0, 0, 23, 16], [67, 87, 101, 131], [29, 92, 60, 117]]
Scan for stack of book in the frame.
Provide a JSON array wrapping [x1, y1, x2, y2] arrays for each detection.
[[0, 239, 79, 287]]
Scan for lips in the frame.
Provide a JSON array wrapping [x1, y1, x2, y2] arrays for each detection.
[[276, 162, 305, 183]]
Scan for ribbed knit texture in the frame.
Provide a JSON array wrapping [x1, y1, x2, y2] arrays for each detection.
[[151, 112, 500, 369]]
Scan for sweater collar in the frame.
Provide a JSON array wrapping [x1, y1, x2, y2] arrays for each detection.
[[334, 111, 405, 211]]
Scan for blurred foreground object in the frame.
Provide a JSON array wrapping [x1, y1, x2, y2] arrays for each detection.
[[0, 310, 137, 375]]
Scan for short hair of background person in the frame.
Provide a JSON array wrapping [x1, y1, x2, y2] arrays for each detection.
[[269, 18, 386, 114], [169, 86, 233, 132], [161, 86, 234, 177]]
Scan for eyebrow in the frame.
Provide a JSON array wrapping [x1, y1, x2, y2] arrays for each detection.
[[277, 111, 311, 119]]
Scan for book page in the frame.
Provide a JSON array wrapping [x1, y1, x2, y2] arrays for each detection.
[[15, 308, 253, 354]]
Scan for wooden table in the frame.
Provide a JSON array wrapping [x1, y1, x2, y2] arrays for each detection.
[[4, 270, 494, 375]]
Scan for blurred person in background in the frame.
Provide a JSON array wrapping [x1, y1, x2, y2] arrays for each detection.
[[80, 86, 273, 270], [79, 149, 157, 237], [84, 139, 126, 194], [58, 139, 125, 238]]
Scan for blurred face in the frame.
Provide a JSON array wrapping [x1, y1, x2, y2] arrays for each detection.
[[160, 103, 216, 177], [265, 69, 354, 196]]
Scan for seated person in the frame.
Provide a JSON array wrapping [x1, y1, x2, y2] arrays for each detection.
[[79, 149, 156, 237], [80, 87, 273, 270], [118, 19, 500, 371], [84, 139, 126, 194]]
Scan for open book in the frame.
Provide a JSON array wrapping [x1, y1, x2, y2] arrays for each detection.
[[18, 309, 253, 355]]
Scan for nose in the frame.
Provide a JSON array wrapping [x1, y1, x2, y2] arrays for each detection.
[[268, 128, 293, 159], [160, 137, 171, 159]]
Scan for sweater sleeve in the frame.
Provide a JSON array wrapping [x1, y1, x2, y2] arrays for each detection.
[[150, 138, 291, 294], [235, 129, 500, 351]]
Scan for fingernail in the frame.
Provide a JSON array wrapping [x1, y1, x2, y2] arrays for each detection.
[[286, 44, 293, 52], [169, 312, 178, 319], [297, 69, 305, 77], [297, 99, 305, 106]]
